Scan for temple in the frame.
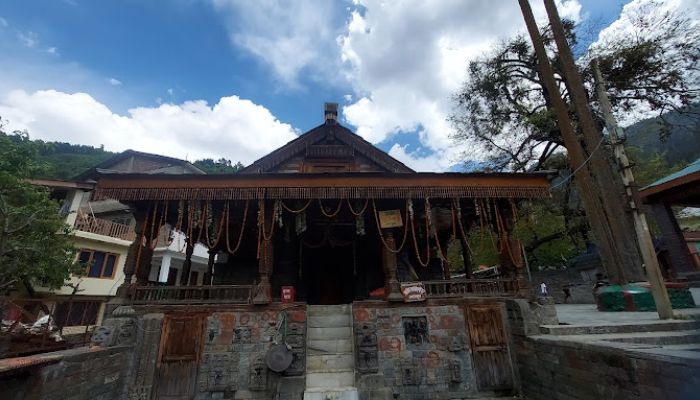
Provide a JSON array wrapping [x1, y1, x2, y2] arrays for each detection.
[[93, 103, 551, 399]]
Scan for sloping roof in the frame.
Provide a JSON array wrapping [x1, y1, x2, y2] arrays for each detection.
[[74, 149, 205, 181], [239, 121, 414, 174], [640, 157, 700, 203]]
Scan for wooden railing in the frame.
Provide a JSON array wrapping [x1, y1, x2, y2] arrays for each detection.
[[422, 279, 520, 298], [74, 216, 136, 241], [131, 285, 253, 305]]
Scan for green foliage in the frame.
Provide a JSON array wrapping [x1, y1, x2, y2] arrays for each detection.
[[0, 127, 80, 292], [193, 158, 244, 174]]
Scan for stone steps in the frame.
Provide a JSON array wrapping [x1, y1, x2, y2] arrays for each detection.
[[540, 319, 700, 335], [304, 304, 358, 400]]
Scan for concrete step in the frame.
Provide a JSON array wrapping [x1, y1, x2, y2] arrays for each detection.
[[308, 314, 351, 328], [603, 330, 700, 345], [307, 326, 352, 340], [303, 387, 359, 400], [306, 354, 354, 371], [540, 320, 700, 335], [306, 371, 354, 389], [307, 304, 351, 316], [307, 338, 353, 354]]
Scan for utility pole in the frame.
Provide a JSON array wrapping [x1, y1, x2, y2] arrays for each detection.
[[592, 60, 673, 319]]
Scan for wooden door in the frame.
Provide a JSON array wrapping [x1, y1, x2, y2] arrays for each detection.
[[466, 304, 513, 391], [155, 315, 205, 400]]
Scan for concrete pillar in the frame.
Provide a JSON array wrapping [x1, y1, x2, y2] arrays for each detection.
[[64, 189, 89, 227], [158, 254, 172, 283], [652, 202, 696, 276]]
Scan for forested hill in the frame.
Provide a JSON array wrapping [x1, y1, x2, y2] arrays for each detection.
[[19, 140, 242, 180], [626, 103, 700, 167]]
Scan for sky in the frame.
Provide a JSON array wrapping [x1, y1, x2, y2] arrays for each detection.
[[0, 0, 694, 171]]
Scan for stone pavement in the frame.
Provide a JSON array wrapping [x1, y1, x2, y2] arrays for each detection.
[[555, 303, 700, 325]]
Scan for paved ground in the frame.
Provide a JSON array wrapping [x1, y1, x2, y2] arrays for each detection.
[[555, 303, 700, 325]]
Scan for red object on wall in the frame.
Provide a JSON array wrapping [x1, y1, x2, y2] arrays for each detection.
[[281, 286, 295, 303]]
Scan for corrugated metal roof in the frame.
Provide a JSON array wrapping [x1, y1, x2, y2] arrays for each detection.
[[642, 157, 700, 190]]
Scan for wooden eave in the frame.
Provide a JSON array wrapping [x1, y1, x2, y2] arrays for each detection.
[[93, 172, 550, 201], [639, 170, 700, 207]]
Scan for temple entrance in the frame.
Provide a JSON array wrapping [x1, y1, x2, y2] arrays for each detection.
[[303, 243, 354, 305]]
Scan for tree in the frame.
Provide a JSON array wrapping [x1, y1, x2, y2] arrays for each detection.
[[193, 158, 244, 174], [451, 1, 699, 172], [0, 123, 80, 294]]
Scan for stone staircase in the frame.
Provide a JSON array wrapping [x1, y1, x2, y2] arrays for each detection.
[[304, 304, 358, 400]]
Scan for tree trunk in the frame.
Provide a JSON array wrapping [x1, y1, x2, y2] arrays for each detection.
[[543, 0, 645, 281], [518, 0, 626, 283]]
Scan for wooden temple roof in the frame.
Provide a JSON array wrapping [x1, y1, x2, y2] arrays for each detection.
[[93, 172, 550, 201]]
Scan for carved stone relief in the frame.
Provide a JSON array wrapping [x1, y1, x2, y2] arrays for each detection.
[[90, 326, 114, 347], [403, 316, 429, 347], [249, 357, 268, 391], [449, 359, 463, 383], [128, 316, 162, 400], [355, 322, 378, 373], [401, 360, 422, 385]]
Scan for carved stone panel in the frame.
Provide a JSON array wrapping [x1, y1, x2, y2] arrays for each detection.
[[449, 359, 463, 383], [91, 326, 115, 347], [249, 357, 268, 391], [401, 361, 422, 385], [403, 316, 429, 347], [355, 322, 378, 373]]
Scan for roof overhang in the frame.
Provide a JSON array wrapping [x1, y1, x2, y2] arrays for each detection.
[[93, 172, 550, 201], [639, 170, 700, 207]]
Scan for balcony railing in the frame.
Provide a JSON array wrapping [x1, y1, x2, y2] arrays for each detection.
[[422, 279, 520, 298], [131, 285, 253, 305], [74, 216, 136, 241]]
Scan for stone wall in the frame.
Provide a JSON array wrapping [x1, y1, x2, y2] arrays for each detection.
[[352, 303, 478, 400], [196, 307, 307, 400], [0, 346, 131, 400], [515, 336, 700, 400]]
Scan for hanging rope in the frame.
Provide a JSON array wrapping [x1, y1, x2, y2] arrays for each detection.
[[346, 198, 369, 216], [318, 198, 343, 218], [371, 199, 409, 254], [162, 200, 174, 247], [224, 200, 249, 255], [147, 200, 160, 249], [409, 199, 430, 267], [132, 207, 150, 280], [494, 199, 520, 266]]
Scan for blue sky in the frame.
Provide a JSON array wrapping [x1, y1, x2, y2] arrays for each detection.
[[0, 0, 645, 171]]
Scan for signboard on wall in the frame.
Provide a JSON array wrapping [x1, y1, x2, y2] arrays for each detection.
[[378, 210, 403, 228], [400, 282, 427, 302]]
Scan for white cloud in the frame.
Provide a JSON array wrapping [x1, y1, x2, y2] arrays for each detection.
[[211, 0, 345, 88], [338, 0, 581, 171], [167, 87, 173, 96], [45, 46, 58, 55], [0, 90, 298, 165], [18, 31, 38, 48], [108, 78, 122, 86]]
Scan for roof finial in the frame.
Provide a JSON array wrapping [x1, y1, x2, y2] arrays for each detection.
[[324, 102, 338, 124]]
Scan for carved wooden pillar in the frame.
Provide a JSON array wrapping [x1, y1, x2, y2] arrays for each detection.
[[117, 208, 147, 297], [253, 200, 273, 304], [382, 230, 403, 302], [180, 239, 194, 285], [204, 249, 216, 285]]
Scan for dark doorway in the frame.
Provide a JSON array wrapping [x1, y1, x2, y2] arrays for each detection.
[[303, 243, 355, 305]]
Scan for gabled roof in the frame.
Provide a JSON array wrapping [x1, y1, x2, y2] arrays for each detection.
[[239, 121, 414, 174], [75, 149, 205, 181]]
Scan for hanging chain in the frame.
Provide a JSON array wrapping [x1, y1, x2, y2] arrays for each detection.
[[346, 198, 369, 216], [318, 198, 343, 218], [225, 200, 249, 254], [409, 199, 430, 267], [280, 199, 313, 214]]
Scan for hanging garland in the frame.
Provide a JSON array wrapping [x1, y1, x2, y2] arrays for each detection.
[[224, 200, 249, 254], [371, 199, 409, 254], [452, 198, 474, 257], [426, 198, 450, 264], [280, 199, 313, 214], [204, 201, 226, 249], [346, 198, 369, 216], [409, 199, 431, 267], [318, 198, 343, 218]]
